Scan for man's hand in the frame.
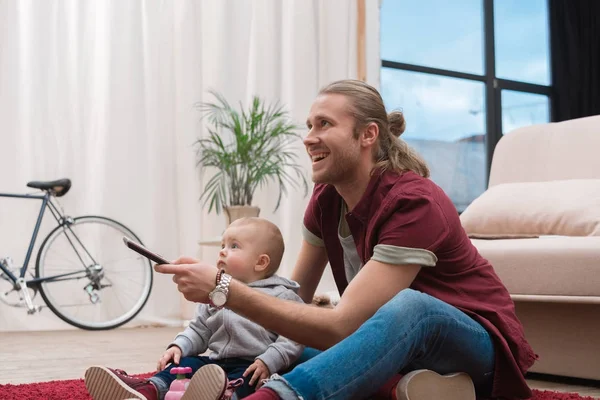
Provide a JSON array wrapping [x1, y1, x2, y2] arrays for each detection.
[[243, 359, 270, 388], [154, 257, 219, 303], [157, 346, 182, 371]]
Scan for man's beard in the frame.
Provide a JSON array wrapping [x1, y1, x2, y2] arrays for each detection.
[[312, 145, 360, 185]]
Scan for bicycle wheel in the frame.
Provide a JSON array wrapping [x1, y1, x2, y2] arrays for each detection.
[[36, 216, 153, 330]]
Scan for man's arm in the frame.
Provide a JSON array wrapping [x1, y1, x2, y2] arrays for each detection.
[[155, 255, 421, 350], [227, 260, 421, 350], [290, 240, 329, 303]]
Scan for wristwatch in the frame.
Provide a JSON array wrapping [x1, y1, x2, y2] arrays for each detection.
[[209, 271, 232, 309]]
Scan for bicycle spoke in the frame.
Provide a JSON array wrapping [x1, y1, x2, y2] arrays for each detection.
[[103, 275, 144, 286], [53, 302, 97, 308], [36, 216, 152, 329], [100, 255, 146, 267], [97, 267, 147, 273], [107, 286, 139, 302], [38, 266, 87, 272], [45, 243, 87, 264]]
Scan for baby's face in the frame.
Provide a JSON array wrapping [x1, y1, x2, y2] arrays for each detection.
[[217, 224, 262, 283]]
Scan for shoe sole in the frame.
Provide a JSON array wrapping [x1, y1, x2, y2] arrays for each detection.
[[181, 364, 227, 400], [396, 369, 476, 400], [84, 366, 145, 400]]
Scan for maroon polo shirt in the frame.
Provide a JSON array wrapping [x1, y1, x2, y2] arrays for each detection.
[[303, 169, 537, 399]]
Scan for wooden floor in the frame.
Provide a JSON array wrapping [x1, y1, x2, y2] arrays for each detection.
[[1, 327, 599, 398]]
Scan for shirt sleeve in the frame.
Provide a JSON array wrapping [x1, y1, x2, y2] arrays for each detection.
[[371, 192, 449, 267], [169, 304, 212, 357], [302, 188, 325, 247]]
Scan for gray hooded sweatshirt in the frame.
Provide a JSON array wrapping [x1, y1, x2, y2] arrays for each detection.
[[170, 275, 305, 375]]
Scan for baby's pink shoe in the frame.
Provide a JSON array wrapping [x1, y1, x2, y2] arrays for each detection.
[[84, 366, 158, 400], [181, 364, 243, 400]]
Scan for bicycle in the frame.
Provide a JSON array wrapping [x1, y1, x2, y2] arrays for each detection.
[[0, 178, 153, 330]]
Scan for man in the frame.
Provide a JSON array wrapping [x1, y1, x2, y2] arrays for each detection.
[[157, 80, 536, 400]]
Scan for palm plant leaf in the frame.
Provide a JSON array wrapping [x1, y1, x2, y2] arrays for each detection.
[[195, 91, 308, 214]]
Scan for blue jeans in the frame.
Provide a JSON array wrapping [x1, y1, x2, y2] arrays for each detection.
[[149, 356, 255, 399], [264, 289, 495, 400]]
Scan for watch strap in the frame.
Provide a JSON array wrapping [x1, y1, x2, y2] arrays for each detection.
[[209, 272, 232, 308], [215, 268, 225, 286]]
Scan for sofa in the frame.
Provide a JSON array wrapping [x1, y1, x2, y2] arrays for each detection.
[[459, 115, 600, 381]]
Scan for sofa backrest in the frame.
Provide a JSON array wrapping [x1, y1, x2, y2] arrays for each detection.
[[489, 115, 600, 187]]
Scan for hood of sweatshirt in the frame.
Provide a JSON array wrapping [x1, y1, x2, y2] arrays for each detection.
[[247, 274, 300, 294]]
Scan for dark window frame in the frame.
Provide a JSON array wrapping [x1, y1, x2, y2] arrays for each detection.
[[381, 0, 553, 180]]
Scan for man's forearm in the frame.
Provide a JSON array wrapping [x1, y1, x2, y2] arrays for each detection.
[[227, 280, 346, 350]]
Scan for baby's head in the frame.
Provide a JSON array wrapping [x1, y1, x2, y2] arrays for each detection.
[[217, 217, 285, 283]]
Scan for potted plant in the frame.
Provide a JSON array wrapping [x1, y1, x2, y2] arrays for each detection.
[[195, 90, 308, 225]]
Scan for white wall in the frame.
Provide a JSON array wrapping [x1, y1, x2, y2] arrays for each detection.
[[0, 0, 381, 332]]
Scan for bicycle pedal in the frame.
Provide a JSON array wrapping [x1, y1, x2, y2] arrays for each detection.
[[26, 305, 42, 314], [16, 277, 37, 313]]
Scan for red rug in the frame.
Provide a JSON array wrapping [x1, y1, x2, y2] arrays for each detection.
[[0, 374, 595, 400]]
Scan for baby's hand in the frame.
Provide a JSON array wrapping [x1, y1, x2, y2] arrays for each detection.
[[157, 346, 182, 371], [243, 359, 270, 388]]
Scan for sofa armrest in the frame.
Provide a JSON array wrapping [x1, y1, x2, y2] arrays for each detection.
[[511, 294, 600, 304]]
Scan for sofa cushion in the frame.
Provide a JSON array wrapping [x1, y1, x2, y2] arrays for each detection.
[[472, 236, 600, 297], [460, 179, 600, 239], [488, 115, 600, 186]]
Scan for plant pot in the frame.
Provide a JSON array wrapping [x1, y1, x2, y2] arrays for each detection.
[[223, 205, 261, 226]]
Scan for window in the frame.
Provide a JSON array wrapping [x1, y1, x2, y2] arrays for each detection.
[[494, 0, 551, 85], [381, 0, 484, 75], [502, 90, 550, 134], [381, 0, 552, 211], [381, 68, 486, 212]]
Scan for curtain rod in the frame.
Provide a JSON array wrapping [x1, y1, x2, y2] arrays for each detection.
[[357, 0, 366, 82]]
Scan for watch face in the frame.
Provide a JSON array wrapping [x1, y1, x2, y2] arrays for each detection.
[[211, 291, 227, 307]]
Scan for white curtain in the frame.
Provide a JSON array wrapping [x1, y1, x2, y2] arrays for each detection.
[[0, 0, 380, 331]]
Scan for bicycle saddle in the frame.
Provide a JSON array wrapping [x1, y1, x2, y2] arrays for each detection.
[[27, 179, 72, 197]]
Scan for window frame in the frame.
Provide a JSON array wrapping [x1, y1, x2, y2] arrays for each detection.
[[381, 0, 553, 179]]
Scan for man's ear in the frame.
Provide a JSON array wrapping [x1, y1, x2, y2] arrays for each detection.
[[360, 122, 379, 147], [254, 254, 270, 273]]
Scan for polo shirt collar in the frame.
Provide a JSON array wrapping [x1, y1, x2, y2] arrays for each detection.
[[348, 168, 384, 222]]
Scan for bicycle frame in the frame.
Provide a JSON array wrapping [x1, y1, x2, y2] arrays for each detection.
[[0, 191, 90, 287]]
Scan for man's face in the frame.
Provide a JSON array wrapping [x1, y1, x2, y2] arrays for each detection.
[[304, 94, 361, 185]]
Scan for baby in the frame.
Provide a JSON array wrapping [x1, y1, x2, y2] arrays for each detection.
[[84, 217, 304, 400]]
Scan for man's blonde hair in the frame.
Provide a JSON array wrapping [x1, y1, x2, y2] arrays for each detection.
[[229, 217, 285, 276], [319, 79, 430, 177]]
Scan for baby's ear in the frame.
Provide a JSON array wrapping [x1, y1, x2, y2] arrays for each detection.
[[255, 254, 270, 273]]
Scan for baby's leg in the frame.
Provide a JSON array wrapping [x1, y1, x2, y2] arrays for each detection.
[[222, 363, 254, 398], [150, 356, 212, 399]]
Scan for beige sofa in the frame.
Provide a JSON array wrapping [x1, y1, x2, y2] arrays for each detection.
[[460, 115, 600, 381]]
